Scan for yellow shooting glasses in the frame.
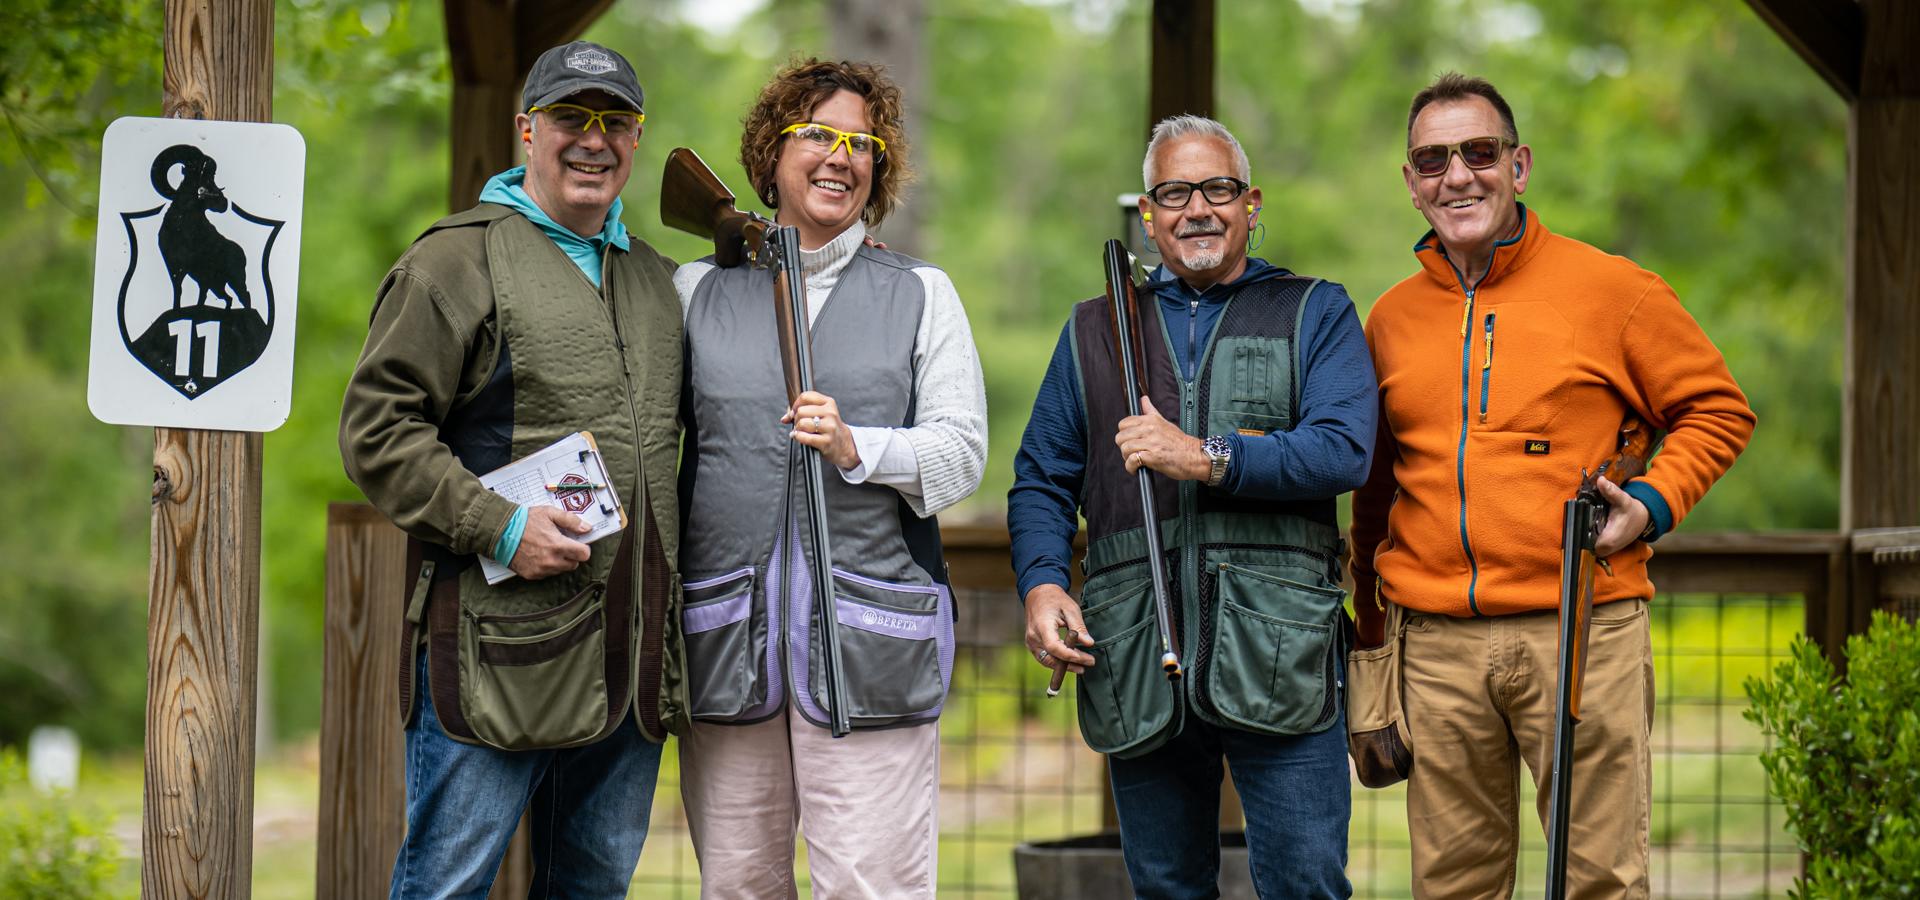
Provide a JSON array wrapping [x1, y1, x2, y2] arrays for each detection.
[[531, 103, 645, 136], [781, 122, 887, 159]]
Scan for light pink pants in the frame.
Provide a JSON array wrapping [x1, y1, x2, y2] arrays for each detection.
[[679, 707, 940, 899]]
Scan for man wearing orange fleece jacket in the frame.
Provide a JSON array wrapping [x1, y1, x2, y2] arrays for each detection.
[[1349, 73, 1755, 897]]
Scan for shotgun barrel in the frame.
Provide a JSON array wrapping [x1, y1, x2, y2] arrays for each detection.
[[1103, 239, 1182, 682], [1543, 420, 1660, 898]]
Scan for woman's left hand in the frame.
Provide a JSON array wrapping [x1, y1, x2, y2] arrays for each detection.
[[785, 390, 861, 470]]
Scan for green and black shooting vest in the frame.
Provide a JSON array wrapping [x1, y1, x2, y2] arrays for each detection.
[[1069, 275, 1346, 758], [399, 204, 687, 749]]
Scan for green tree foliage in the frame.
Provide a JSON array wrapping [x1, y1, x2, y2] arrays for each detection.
[[0, 750, 127, 899], [1745, 612, 1920, 897], [0, 0, 1844, 748]]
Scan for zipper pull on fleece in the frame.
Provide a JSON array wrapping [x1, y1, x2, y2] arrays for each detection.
[[1459, 293, 1474, 337]]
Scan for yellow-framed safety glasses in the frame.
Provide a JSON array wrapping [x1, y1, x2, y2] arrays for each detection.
[[530, 103, 645, 137], [780, 122, 886, 158]]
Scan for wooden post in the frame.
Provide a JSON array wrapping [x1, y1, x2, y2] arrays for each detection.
[[1844, 0, 1920, 534], [144, 2, 272, 897], [1148, 0, 1215, 132], [317, 506, 408, 898], [443, 0, 615, 209]]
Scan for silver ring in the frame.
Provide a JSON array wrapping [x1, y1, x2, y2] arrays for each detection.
[[811, 416, 823, 428], [1037, 649, 1052, 664]]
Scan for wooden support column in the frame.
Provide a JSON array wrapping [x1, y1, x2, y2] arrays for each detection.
[[316, 506, 408, 899], [1844, 0, 1920, 533], [1148, 0, 1215, 133], [145, 3, 272, 897], [444, 0, 615, 209]]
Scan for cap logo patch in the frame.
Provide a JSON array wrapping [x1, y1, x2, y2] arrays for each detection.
[[566, 48, 617, 75]]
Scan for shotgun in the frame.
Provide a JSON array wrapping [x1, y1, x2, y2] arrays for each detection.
[[660, 148, 853, 738], [1071, 240, 1181, 690], [1543, 419, 1661, 898]]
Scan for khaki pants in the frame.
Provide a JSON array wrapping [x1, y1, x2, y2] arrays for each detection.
[[1403, 600, 1653, 899], [679, 707, 939, 899]]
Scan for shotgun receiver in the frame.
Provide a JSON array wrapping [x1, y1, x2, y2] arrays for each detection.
[[1543, 418, 1662, 898], [659, 148, 853, 738]]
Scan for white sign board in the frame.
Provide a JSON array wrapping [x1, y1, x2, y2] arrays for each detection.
[[88, 117, 304, 432]]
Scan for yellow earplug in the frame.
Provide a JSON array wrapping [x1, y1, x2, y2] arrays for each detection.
[[1247, 204, 1255, 213], [1142, 211, 1153, 222]]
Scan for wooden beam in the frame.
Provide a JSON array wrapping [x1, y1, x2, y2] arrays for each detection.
[[145, 3, 272, 897], [445, 0, 518, 209], [1844, 0, 1920, 531], [316, 506, 407, 899], [515, 0, 618, 74], [1743, 0, 1863, 100], [1148, 0, 1214, 136]]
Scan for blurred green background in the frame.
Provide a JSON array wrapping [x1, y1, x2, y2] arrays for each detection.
[[0, 0, 1838, 771]]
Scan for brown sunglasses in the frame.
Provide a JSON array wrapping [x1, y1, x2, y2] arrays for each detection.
[[1408, 137, 1511, 177]]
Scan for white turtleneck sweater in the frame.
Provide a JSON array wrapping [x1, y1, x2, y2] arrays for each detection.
[[673, 220, 988, 517]]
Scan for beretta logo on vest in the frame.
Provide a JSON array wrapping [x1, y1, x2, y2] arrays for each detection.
[[87, 117, 305, 432]]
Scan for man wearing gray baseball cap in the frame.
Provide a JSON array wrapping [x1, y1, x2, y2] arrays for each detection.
[[341, 39, 685, 898]]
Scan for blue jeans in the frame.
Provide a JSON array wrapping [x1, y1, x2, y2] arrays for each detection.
[[390, 655, 663, 900], [1108, 707, 1352, 899]]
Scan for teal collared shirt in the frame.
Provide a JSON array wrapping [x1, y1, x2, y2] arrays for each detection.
[[478, 166, 630, 288]]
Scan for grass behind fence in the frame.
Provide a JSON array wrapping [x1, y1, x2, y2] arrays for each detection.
[[63, 590, 1801, 898]]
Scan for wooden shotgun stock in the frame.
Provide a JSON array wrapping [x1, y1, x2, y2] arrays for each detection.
[[659, 148, 853, 737], [1543, 419, 1661, 899]]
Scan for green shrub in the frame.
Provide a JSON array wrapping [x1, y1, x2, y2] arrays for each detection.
[[0, 749, 126, 899], [1745, 611, 1920, 898]]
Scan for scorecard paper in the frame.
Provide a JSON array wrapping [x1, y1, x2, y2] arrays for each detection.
[[478, 431, 628, 584]]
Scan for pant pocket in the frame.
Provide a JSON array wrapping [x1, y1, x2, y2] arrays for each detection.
[[816, 570, 951, 723], [682, 568, 760, 719], [1207, 562, 1343, 735], [1072, 566, 1178, 757], [462, 584, 609, 749]]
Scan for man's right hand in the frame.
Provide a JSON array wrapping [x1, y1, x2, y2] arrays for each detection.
[[509, 505, 593, 579], [1023, 584, 1097, 674]]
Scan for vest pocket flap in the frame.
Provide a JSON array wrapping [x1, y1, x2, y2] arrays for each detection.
[[1074, 613, 1178, 758], [832, 568, 942, 613], [682, 567, 764, 720], [461, 584, 611, 749], [1205, 563, 1343, 736], [818, 574, 952, 723], [684, 567, 755, 605]]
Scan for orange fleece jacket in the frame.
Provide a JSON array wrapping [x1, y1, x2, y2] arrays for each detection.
[[1350, 205, 1755, 621]]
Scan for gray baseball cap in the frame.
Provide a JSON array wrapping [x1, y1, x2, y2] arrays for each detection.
[[521, 41, 644, 112]]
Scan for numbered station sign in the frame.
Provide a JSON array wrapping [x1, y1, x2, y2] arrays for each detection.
[[88, 117, 304, 432]]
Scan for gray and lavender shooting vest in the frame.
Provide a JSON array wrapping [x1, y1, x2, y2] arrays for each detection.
[[1068, 275, 1347, 758], [679, 245, 954, 730]]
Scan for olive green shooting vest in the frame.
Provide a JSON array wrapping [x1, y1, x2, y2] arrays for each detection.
[[1068, 276, 1346, 758], [398, 204, 687, 749]]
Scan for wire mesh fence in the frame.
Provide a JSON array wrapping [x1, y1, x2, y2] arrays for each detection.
[[625, 588, 1802, 898]]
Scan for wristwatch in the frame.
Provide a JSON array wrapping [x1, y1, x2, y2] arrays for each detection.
[[1203, 435, 1232, 487]]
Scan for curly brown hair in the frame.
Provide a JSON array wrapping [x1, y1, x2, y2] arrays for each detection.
[[739, 58, 913, 227]]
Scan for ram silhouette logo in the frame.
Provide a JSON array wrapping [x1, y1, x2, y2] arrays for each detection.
[[116, 143, 282, 399]]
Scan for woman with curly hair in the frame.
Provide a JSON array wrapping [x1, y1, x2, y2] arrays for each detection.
[[671, 58, 987, 897]]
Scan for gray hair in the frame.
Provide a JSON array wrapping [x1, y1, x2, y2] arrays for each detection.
[[1142, 115, 1252, 189]]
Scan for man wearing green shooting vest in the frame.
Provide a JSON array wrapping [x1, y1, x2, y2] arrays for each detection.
[[339, 41, 684, 898]]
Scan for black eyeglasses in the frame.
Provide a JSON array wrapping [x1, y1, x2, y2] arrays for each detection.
[[1407, 137, 1510, 177], [1144, 176, 1249, 210]]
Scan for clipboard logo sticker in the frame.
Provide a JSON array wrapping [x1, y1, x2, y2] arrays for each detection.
[[554, 473, 595, 513]]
